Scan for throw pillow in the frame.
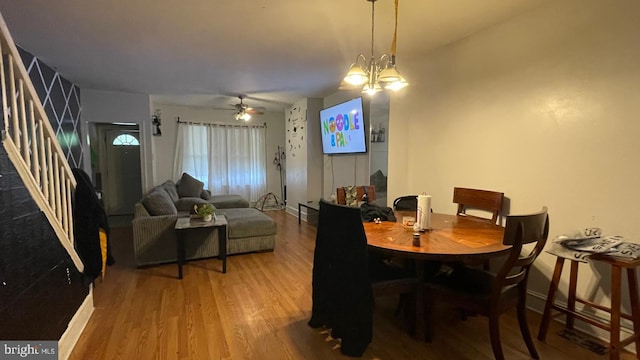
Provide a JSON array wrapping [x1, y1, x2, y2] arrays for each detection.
[[160, 180, 179, 202], [142, 189, 177, 215], [200, 189, 211, 200], [345, 186, 358, 207], [177, 173, 204, 198]]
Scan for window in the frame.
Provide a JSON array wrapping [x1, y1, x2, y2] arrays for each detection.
[[112, 134, 139, 146], [175, 123, 266, 202]]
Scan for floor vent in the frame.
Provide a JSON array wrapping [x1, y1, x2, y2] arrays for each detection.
[[557, 329, 607, 355]]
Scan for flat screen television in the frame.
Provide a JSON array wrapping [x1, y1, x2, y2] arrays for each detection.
[[319, 97, 367, 155]]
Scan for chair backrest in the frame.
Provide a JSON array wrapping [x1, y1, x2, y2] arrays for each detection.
[[494, 207, 549, 295], [393, 195, 418, 211], [337, 185, 376, 206], [309, 199, 372, 356], [453, 187, 504, 224]]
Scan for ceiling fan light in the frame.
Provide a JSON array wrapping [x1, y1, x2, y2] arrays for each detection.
[[234, 111, 252, 121], [344, 64, 368, 86], [378, 65, 401, 83]]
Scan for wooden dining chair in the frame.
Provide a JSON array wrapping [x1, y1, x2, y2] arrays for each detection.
[[393, 195, 418, 211], [308, 200, 419, 356], [430, 207, 549, 360], [336, 185, 376, 206], [453, 187, 505, 270], [453, 187, 504, 224]]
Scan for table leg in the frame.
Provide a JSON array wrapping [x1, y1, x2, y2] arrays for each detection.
[[219, 225, 227, 274], [626, 268, 640, 355], [415, 260, 426, 341], [610, 265, 622, 360], [177, 233, 185, 279], [298, 203, 302, 224]]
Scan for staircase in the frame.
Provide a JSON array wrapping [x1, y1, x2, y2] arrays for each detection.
[[0, 14, 83, 272]]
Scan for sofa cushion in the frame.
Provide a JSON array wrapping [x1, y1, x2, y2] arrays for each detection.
[[200, 189, 211, 200], [177, 173, 204, 198], [142, 189, 177, 215], [159, 180, 179, 202], [174, 197, 208, 212], [209, 194, 250, 209], [219, 208, 276, 239]]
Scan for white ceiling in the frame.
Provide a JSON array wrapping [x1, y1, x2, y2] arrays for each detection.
[[0, 0, 550, 112]]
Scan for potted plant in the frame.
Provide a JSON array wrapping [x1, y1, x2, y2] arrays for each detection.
[[193, 203, 216, 222]]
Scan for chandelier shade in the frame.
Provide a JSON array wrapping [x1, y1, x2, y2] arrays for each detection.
[[344, 60, 369, 86], [378, 64, 401, 83], [341, 0, 408, 95]]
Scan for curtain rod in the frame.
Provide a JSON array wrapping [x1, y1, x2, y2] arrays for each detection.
[[176, 117, 267, 128]]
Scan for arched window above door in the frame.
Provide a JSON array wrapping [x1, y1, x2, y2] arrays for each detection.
[[112, 134, 139, 146]]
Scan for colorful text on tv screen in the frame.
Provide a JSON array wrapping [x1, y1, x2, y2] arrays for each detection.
[[319, 97, 366, 155]]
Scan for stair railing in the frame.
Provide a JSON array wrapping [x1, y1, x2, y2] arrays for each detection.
[[0, 13, 84, 272]]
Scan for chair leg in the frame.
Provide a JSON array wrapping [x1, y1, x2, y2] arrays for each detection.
[[517, 295, 540, 359], [483, 259, 490, 271], [538, 257, 565, 341], [394, 294, 406, 317], [488, 311, 505, 360]]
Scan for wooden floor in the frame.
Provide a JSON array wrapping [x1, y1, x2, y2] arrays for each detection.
[[70, 210, 635, 359]]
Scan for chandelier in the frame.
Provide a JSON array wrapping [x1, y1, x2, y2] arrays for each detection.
[[342, 0, 408, 95]]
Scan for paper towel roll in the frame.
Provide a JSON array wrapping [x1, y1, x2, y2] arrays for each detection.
[[417, 195, 432, 230]]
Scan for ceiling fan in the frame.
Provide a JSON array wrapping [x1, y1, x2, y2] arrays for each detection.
[[232, 95, 265, 121]]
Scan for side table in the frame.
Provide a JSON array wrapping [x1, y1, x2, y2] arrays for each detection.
[[538, 255, 640, 359], [298, 201, 320, 225], [174, 215, 228, 279]]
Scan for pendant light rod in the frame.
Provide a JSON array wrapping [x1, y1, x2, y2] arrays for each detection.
[[391, 0, 398, 58], [369, 0, 376, 60]]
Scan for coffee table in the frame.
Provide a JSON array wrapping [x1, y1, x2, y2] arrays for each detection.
[[174, 215, 227, 279]]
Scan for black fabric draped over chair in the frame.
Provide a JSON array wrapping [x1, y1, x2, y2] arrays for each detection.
[[308, 199, 418, 356], [308, 200, 374, 356]]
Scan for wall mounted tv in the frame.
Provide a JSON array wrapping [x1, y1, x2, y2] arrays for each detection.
[[319, 97, 367, 155]]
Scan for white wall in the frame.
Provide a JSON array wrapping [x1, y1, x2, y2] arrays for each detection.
[[389, 0, 640, 340], [81, 89, 154, 192], [285, 98, 323, 215], [149, 103, 286, 199], [368, 93, 390, 205]]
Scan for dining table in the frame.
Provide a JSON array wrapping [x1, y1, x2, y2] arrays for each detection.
[[363, 212, 510, 341]]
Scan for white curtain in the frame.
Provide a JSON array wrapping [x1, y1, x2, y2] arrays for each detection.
[[175, 122, 267, 202]]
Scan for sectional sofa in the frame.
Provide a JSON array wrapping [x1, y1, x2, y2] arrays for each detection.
[[132, 174, 276, 267]]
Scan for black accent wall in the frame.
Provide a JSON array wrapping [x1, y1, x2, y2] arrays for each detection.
[[17, 47, 83, 169], [0, 47, 89, 340]]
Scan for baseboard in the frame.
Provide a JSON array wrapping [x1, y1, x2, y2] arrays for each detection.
[[59, 286, 94, 360], [286, 205, 298, 218]]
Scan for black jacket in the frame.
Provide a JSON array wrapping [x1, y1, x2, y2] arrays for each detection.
[[360, 203, 397, 222], [71, 168, 114, 284], [309, 200, 373, 356]]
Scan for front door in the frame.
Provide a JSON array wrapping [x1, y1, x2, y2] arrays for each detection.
[[101, 127, 142, 215]]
